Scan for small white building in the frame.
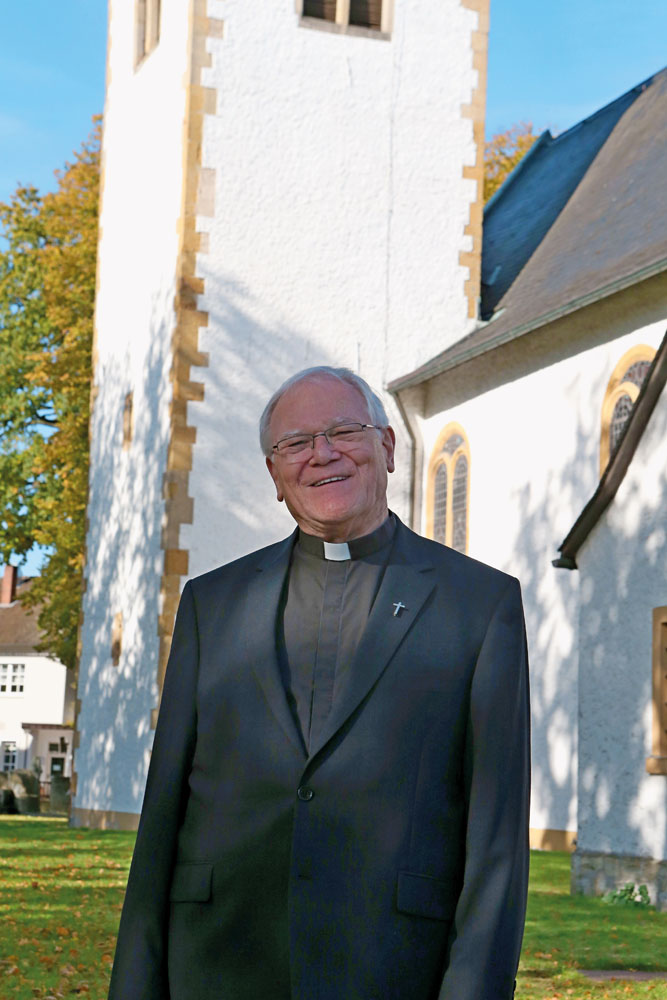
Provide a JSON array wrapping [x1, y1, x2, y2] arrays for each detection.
[[0, 567, 75, 784]]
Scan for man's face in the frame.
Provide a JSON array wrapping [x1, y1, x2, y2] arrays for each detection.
[[266, 377, 396, 541]]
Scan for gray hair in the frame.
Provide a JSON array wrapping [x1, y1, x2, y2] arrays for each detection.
[[260, 366, 389, 457]]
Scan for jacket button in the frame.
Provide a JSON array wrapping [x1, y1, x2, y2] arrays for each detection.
[[297, 785, 314, 801]]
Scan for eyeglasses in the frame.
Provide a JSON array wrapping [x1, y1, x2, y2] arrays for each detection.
[[272, 422, 381, 459]]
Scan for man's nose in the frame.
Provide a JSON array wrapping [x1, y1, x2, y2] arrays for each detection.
[[309, 431, 339, 461]]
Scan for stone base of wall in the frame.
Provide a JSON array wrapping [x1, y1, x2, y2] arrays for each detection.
[[530, 827, 576, 851], [572, 849, 667, 911], [70, 806, 140, 831]]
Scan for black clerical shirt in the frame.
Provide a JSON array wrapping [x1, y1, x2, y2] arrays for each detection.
[[278, 515, 396, 753]]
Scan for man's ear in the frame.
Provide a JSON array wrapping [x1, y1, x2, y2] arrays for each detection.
[[382, 426, 396, 474], [266, 455, 284, 502]]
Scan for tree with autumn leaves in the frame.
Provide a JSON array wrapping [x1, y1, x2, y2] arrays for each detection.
[[484, 122, 539, 203], [0, 118, 100, 670]]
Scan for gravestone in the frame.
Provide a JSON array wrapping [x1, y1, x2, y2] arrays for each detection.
[[0, 770, 40, 814], [50, 775, 71, 814]]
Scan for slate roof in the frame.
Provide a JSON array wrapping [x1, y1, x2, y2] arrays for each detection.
[[389, 67, 667, 392], [0, 580, 43, 655]]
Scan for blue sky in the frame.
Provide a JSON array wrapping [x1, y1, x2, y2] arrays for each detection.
[[1, 1, 665, 574], [0, 0, 667, 201], [0, 2, 107, 205], [486, 0, 666, 138], [1, 1, 665, 204]]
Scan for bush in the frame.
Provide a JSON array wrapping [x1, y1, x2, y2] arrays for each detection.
[[602, 881, 652, 907]]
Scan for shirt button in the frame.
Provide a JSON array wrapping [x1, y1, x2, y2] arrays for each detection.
[[297, 785, 314, 801]]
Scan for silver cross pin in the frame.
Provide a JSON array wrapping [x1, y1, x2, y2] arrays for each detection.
[[392, 601, 406, 617]]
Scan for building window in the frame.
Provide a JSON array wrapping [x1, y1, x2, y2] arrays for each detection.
[[426, 424, 470, 554], [135, 0, 161, 67], [50, 757, 65, 777], [111, 612, 123, 667], [0, 663, 25, 695], [123, 392, 134, 450], [600, 345, 655, 474], [301, 0, 391, 34], [647, 606, 667, 776], [2, 742, 17, 772]]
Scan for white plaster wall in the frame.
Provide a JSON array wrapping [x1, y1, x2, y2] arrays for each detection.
[[183, 0, 481, 574], [0, 656, 69, 758], [577, 371, 667, 860], [74, 1, 191, 815], [417, 303, 665, 836]]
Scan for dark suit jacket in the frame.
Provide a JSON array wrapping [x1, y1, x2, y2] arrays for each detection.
[[108, 518, 530, 1000]]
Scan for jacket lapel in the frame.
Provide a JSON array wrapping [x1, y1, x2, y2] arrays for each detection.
[[308, 524, 436, 760], [242, 530, 306, 756]]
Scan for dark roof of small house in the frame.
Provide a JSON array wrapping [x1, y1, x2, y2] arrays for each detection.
[[0, 579, 43, 655], [22, 722, 73, 731], [389, 66, 667, 393], [553, 329, 667, 569]]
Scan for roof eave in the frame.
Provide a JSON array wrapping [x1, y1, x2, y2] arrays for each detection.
[[387, 256, 667, 394]]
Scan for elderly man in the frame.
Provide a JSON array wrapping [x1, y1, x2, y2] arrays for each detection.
[[109, 366, 530, 1000]]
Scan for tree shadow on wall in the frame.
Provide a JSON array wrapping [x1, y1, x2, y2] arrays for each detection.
[[76, 272, 412, 818], [511, 365, 667, 865], [574, 406, 667, 865], [76, 281, 177, 818], [182, 267, 413, 575]]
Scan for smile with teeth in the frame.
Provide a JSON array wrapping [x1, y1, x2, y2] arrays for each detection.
[[311, 476, 348, 487]]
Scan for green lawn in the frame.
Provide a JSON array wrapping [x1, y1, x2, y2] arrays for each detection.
[[1, 817, 666, 999], [520, 851, 667, 998], [0, 816, 133, 999]]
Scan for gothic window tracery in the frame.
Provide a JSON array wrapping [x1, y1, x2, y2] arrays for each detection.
[[600, 345, 656, 474], [427, 424, 470, 554]]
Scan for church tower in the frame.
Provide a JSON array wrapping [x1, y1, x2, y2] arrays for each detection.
[[73, 0, 488, 827]]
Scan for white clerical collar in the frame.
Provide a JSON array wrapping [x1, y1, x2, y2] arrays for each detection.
[[322, 541, 351, 561], [297, 515, 396, 562]]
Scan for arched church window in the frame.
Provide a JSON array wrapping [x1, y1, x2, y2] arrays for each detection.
[[427, 424, 470, 554], [433, 464, 448, 545], [451, 454, 468, 553], [609, 393, 634, 454], [600, 345, 656, 474]]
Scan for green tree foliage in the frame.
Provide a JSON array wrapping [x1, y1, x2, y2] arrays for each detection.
[[0, 118, 100, 669], [484, 122, 539, 204]]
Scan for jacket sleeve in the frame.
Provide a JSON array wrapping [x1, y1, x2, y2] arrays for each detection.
[[438, 577, 531, 1000], [108, 581, 199, 1000]]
